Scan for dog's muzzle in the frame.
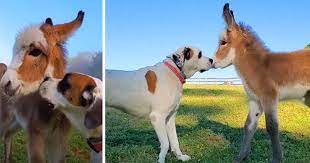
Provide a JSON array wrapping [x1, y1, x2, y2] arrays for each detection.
[[87, 136, 102, 153]]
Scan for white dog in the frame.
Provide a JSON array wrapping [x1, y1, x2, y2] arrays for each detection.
[[106, 46, 213, 163], [39, 73, 102, 163]]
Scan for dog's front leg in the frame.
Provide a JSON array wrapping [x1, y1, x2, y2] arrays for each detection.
[[235, 100, 263, 162], [150, 112, 170, 163], [166, 109, 190, 162], [27, 127, 45, 163]]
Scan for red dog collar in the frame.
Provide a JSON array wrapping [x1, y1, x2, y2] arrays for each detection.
[[87, 137, 102, 153], [164, 61, 186, 84]]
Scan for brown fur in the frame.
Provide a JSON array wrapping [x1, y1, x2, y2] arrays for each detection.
[[61, 73, 97, 106], [17, 49, 49, 82], [215, 17, 310, 100], [213, 4, 310, 161], [16, 11, 84, 83], [0, 63, 7, 79], [0, 11, 84, 163], [145, 70, 157, 94], [14, 91, 71, 162]]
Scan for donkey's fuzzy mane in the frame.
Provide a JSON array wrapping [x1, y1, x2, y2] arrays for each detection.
[[11, 24, 48, 68], [238, 22, 269, 53]]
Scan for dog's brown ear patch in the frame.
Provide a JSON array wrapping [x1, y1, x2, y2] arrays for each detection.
[[145, 70, 157, 94], [0, 63, 7, 79], [84, 99, 102, 129]]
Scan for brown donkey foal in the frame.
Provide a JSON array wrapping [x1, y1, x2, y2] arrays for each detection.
[[0, 11, 84, 162], [213, 3, 310, 163]]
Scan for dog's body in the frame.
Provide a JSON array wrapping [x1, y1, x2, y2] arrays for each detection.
[[106, 46, 213, 163], [106, 63, 182, 117], [39, 73, 103, 163]]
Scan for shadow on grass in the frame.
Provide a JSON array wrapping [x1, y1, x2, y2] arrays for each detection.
[[106, 109, 310, 162], [183, 88, 243, 97]]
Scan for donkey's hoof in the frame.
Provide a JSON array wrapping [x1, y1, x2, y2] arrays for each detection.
[[271, 157, 283, 163], [177, 154, 190, 161]]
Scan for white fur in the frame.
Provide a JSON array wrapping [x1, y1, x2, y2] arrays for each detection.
[[39, 76, 102, 163], [11, 25, 47, 69], [248, 101, 262, 129], [0, 25, 48, 96], [214, 48, 236, 68], [106, 46, 212, 163], [279, 84, 310, 100], [39, 77, 103, 137]]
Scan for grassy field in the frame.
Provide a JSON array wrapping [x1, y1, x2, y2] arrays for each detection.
[[106, 85, 310, 163], [0, 129, 90, 162]]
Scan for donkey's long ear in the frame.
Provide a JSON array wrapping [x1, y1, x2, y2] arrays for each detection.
[[0, 63, 7, 79], [53, 10, 85, 43], [223, 3, 236, 28], [45, 18, 53, 26]]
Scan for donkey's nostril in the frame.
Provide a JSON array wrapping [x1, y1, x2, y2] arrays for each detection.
[[5, 81, 11, 88], [209, 58, 213, 64], [4, 81, 12, 95]]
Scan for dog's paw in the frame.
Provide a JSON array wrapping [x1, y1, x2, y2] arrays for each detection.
[[158, 158, 165, 163], [177, 154, 191, 161]]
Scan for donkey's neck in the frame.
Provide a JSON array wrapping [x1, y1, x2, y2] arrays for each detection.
[[233, 47, 270, 97]]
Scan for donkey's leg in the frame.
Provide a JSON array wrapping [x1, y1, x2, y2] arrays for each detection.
[[3, 123, 20, 163], [264, 103, 283, 163], [46, 117, 71, 163], [166, 110, 190, 161], [27, 127, 45, 163], [4, 136, 12, 163], [150, 111, 170, 163], [235, 100, 263, 162], [304, 92, 310, 107]]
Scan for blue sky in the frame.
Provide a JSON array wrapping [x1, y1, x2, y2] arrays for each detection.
[[107, 1, 310, 78], [0, 1, 102, 65]]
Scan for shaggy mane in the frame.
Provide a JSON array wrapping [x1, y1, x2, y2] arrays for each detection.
[[238, 22, 269, 53]]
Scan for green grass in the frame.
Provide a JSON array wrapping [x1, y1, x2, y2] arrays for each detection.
[[0, 129, 90, 162], [106, 85, 310, 163]]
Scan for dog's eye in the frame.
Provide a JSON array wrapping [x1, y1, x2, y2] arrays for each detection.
[[198, 51, 202, 59], [220, 40, 227, 46], [47, 102, 54, 109], [29, 48, 43, 57]]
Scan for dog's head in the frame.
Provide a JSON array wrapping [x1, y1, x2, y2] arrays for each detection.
[[39, 73, 102, 130], [169, 46, 213, 78]]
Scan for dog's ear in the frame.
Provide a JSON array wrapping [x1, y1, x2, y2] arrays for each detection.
[[84, 99, 102, 129], [57, 73, 71, 94], [172, 53, 183, 68], [0, 63, 7, 79], [80, 85, 95, 107], [183, 47, 192, 60]]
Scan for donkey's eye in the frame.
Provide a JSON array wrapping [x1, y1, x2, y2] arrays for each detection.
[[198, 51, 202, 59], [29, 48, 43, 57], [220, 40, 227, 46]]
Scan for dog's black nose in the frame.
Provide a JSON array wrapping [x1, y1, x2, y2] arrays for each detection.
[[209, 58, 213, 64]]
